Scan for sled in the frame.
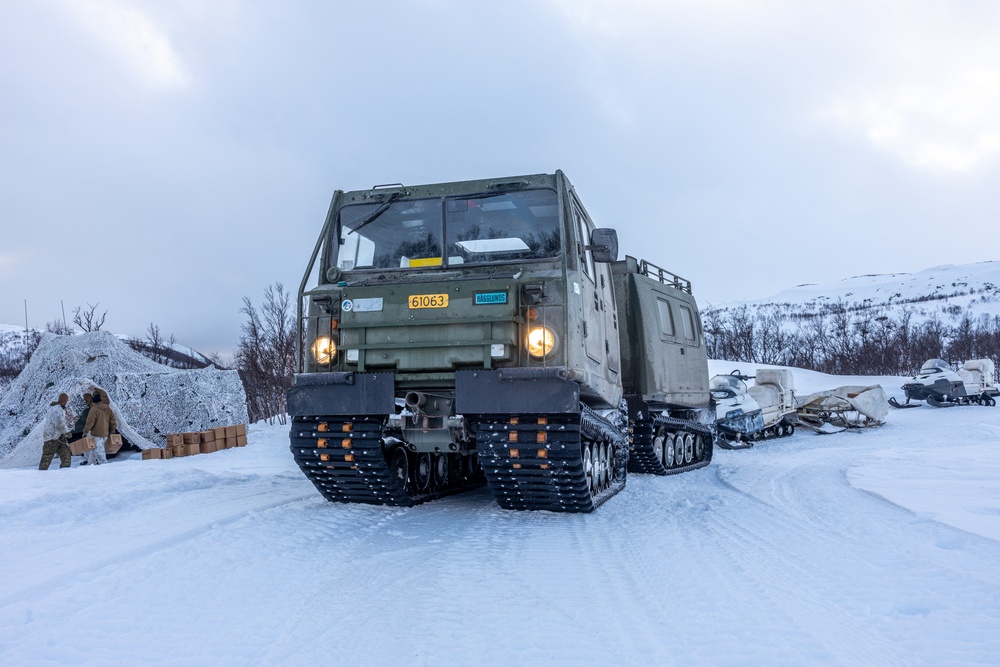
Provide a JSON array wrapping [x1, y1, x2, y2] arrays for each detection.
[[796, 385, 888, 431]]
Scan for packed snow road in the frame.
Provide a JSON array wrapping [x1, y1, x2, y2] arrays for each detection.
[[2, 388, 1000, 665]]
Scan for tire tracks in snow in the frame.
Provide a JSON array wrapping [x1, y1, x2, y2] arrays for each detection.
[[0, 485, 316, 610], [710, 437, 1000, 665], [253, 489, 517, 666]]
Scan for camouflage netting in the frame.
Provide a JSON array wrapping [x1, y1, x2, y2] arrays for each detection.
[[0, 331, 248, 468]]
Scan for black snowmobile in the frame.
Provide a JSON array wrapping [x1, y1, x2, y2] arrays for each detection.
[[889, 358, 999, 408]]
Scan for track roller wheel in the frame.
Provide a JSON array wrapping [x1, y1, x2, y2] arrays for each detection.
[[583, 444, 595, 492], [593, 443, 603, 490], [605, 442, 615, 485], [415, 453, 432, 491], [652, 434, 664, 463], [433, 454, 449, 487], [389, 448, 409, 494], [664, 434, 675, 468], [683, 434, 694, 464]]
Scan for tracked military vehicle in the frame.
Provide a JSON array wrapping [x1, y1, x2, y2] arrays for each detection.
[[288, 171, 713, 512]]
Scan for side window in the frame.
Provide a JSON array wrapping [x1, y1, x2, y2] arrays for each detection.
[[656, 298, 675, 337], [575, 209, 595, 284], [679, 305, 696, 341]]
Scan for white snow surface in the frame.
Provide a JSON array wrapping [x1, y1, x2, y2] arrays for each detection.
[[1, 364, 999, 665], [0, 332, 247, 468]]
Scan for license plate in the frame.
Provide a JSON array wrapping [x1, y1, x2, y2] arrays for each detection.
[[408, 293, 449, 309]]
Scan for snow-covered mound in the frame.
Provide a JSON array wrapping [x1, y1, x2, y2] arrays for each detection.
[[0, 331, 247, 468], [710, 260, 1000, 324]]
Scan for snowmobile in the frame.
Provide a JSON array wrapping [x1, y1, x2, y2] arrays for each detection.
[[889, 358, 999, 408], [711, 369, 797, 448]]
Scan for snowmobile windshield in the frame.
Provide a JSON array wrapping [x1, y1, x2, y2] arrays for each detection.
[[332, 189, 561, 271], [710, 375, 745, 394], [920, 359, 950, 374]]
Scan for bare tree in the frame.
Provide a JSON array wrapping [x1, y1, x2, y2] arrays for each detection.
[[206, 351, 230, 370], [702, 301, 1000, 378], [235, 283, 296, 424], [146, 322, 165, 364], [73, 303, 107, 332], [45, 319, 74, 335]]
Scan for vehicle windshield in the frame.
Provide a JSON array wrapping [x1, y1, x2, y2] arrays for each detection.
[[332, 189, 560, 271], [920, 359, 950, 374], [710, 375, 745, 393]]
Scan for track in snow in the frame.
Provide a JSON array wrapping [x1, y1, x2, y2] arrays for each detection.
[[1, 413, 1000, 666]]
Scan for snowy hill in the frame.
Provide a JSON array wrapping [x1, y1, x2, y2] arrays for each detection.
[[1, 365, 999, 664], [0, 324, 39, 360], [702, 261, 1000, 376], [709, 260, 1000, 324]]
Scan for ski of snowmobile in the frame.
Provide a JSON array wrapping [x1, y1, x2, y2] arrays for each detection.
[[888, 397, 920, 409]]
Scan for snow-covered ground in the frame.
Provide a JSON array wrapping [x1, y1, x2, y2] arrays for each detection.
[[2, 369, 1000, 665], [708, 259, 1000, 325]]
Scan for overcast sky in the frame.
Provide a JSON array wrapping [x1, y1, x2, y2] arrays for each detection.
[[2, 0, 999, 357]]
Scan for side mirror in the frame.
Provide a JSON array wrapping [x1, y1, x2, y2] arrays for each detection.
[[588, 228, 619, 263]]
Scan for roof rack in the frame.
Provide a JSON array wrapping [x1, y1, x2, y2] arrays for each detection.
[[638, 259, 692, 294]]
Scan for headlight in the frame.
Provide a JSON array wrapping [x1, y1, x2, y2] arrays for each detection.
[[526, 326, 557, 358], [311, 336, 336, 364]]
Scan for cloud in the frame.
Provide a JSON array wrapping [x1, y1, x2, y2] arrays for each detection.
[[826, 68, 1000, 173], [64, 0, 189, 89], [817, 4, 1000, 174], [0, 254, 28, 279], [544, 0, 771, 39], [547, 0, 1000, 174]]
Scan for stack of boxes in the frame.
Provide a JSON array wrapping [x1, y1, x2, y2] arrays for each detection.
[[142, 424, 248, 460]]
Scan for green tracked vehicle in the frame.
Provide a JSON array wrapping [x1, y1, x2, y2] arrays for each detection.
[[288, 171, 714, 512]]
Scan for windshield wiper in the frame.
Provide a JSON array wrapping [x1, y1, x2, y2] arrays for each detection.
[[348, 192, 401, 236]]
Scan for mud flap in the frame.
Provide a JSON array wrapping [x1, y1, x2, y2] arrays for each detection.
[[455, 368, 580, 414], [286, 372, 395, 417]]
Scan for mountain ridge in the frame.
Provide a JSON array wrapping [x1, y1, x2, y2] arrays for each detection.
[[707, 260, 1000, 326]]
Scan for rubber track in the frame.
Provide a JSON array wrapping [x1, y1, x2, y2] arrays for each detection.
[[926, 395, 997, 408], [290, 415, 483, 507], [717, 421, 797, 449], [627, 415, 713, 476], [475, 407, 628, 513]]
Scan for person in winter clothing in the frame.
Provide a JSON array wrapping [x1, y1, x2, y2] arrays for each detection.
[[70, 392, 93, 441], [82, 392, 116, 465], [39, 393, 72, 470]]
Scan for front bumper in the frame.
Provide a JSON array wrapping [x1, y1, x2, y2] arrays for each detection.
[[286, 368, 581, 418]]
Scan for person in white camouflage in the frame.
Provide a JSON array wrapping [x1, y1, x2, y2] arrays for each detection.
[[39, 393, 72, 470]]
